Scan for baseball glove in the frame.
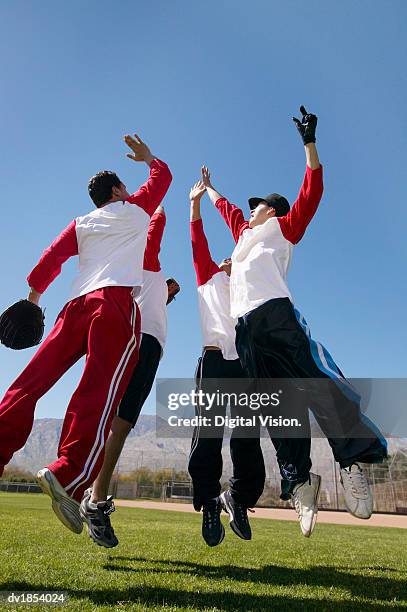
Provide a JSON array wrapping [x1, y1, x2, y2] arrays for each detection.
[[0, 299, 45, 350]]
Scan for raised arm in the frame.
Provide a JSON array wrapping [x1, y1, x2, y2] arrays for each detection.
[[143, 205, 166, 272], [189, 180, 220, 286], [305, 142, 320, 170], [278, 107, 323, 244], [124, 134, 172, 216], [27, 220, 78, 300], [201, 166, 249, 243]]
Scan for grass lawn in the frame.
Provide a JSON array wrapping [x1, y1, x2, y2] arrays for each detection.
[[0, 493, 406, 611]]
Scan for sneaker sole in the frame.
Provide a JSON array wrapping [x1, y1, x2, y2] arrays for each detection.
[[302, 475, 322, 538], [220, 492, 251, 541], [79, 503, 119, 548], [345, 508, 372, 519], [37, 469, 82, 534]]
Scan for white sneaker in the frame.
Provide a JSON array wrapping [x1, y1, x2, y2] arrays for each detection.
[[291, 473, 321, 537], [37, 468, 83, 534], [340, 463, 373, 519]]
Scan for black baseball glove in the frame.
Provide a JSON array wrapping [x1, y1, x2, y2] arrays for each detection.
[[166, 277, 180, 305], [0, 299, 45, 350], [293, 105, 318, 144]]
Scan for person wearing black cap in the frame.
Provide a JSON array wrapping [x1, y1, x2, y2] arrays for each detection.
[[200, 106, 387, 536]]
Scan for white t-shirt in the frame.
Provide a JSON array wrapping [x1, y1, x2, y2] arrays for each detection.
[[136, 269, 168, 351], [197, 271, 239, 360], [191, 219, 238, 361], [71, 202, 150, 301], [230, 218, 293, 318]]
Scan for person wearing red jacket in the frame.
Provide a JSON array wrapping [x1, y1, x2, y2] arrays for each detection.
[[80, 204, 180, 548], [0, 134, 172, 535], [188, 180, 266, 546], [201, 107, 387, 537]]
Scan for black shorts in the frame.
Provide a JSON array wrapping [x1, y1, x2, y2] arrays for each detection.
[[117, 333, 162, 427]]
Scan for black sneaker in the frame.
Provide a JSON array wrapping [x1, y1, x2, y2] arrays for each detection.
[[202, 498, 225, 547], [220, 489, 252, 540], [79, 488, 119, 548]]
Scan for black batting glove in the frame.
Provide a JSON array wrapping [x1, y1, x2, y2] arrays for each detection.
[[293, 105, 318, 144]]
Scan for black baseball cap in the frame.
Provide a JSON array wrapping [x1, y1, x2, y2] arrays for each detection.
[[248, 193, 290, 217]]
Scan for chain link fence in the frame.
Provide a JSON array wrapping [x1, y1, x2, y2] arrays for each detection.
[[108, 447, 407, 513], [0, 481, 42, 493], [2, 446, 406, 514]]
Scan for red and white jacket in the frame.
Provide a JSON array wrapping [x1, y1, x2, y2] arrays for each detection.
[[135, 210, 168, 351], [27, 159, 172, 302], [215, 164, 324, 319], [191, 218, 238, 361]]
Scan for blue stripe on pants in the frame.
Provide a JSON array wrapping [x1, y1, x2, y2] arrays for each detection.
[[293, 307, 387, 455]]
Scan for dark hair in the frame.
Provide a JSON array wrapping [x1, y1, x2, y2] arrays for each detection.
[[88, 171, 122, 207]]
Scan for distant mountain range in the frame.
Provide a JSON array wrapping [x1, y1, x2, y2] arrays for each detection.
[[10, 417, 407, 480]]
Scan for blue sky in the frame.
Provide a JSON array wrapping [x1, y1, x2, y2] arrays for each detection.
[[0, 1, 406, 419]]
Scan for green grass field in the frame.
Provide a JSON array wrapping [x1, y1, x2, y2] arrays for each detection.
[[0, 493, 406, 611]]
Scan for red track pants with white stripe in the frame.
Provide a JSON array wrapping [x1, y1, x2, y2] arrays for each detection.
[[0, 286, 140, 501]]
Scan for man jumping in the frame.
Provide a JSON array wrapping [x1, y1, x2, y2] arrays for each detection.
[[0, 134, 172, 534], [188, 180, 266, 546], [201, 106, 387, 535], [79, 204, 180, 548]]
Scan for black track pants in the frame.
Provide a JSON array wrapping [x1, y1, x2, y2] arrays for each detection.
[[117, 333, 162, 426], [235, 298, 387, 498], [188, 350, 266, 510]]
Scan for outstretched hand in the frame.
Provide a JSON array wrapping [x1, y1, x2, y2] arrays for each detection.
[[201, 166, 213, 189], [124, 133, 153, 163], [292, 106, 318, 145], [189, 180, 206, 202]]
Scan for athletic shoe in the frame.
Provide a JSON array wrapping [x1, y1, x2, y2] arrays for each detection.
[[220, 489, 251, 540], [80, 488, 118, 548], [201, 497, 225, 547], [37, 468, 83, 534], [291, 473, 321, 538], [340, 463, 373, 519]]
